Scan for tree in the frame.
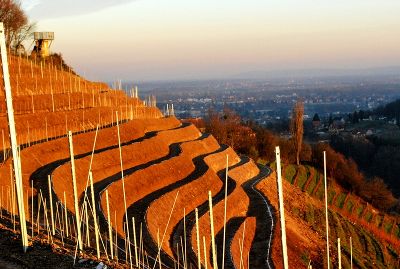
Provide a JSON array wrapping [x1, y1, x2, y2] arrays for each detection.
[[0, 0, 32, 48], [312, 113, 320, 122], [290, 100, 304, 165]]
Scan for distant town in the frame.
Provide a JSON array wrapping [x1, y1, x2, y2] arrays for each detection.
[[131, 77, 400, 124]]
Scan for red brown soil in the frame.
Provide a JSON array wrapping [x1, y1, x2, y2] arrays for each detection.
[[52, 119, 193, 214], [256, 172, 324, 269], [146, 147, 240, 257], [101, 135, 221, 242], [0, 212, 127, 269], [230, 217, 257, 269], [0, 55, 161, 149], [193, 159, 260, 269], [0, 109, 170, 217]]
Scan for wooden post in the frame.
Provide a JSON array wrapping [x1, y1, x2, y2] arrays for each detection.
[[156, 191, 179, 269], [203, 236, 208, 269], [208, 191, 218, 269], [64, 191, 69, 237], [31, 182, 33, 237], [195, 208, 201, 268], [89, 171, 100, 258], [132, 217, 138, 266], [45, 117, 48, 141], [240, 220, 246, 269], [106, 190, 113, 259], [116, 111, 132, 268], [115, 211, 119, 263], [37, 190, 42, 234], [324, 151, 330, 269], [157, 229, 162, 269], [0, 23, 28, 252], [275, 146, 289, 269], [27, 122, 30, 146], [68, 131, 83, 251], [350, 236, 352, 269], [48, 175, 55, 235], [337, 238, 341, 269], [2, 129, 5, 162], [51, 77, 55, 112], [84, 201, 90, 247], [183, 208, 187, 269], [31, 94, 35, 113], [222, 155, 229, 269]]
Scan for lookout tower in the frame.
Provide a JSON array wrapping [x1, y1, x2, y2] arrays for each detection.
[[32, 32, 54, 57]]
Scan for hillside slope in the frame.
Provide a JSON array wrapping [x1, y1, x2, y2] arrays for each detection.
[[0, 55, 273, 269], [258, 163, 400, 269]]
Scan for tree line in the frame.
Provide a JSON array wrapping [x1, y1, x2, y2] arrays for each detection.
[[201, 103, 397, 212], [0, 0, 36, 51]]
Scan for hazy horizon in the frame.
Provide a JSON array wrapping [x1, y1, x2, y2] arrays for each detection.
[[22, 0, 400, 82]]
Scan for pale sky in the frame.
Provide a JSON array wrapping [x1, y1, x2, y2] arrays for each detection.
[[22, 0, 400, 81]]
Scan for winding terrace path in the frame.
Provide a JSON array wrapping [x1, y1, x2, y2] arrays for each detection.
[[176, 157, 248, 268], [241, 163, 274, 269]]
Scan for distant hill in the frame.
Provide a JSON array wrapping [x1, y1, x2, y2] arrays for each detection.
[[233, 66, 400, 80]]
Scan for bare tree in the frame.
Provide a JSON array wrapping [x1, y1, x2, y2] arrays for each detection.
[[290, 100, 304, 165], [0, 0, 29, 47], [12, 21, 36, 49]]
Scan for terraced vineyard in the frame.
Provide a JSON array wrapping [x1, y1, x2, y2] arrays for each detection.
[[0, 55, 274, 268], [2, 54, 399, 269], [263, 163, 400, 268]]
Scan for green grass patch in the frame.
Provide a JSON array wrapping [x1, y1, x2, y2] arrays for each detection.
[[314, 179, 325, 200], [374, 215, 383, 228], [284, 164, 297, 183], [346, 199, 354, 213], [364, 211, 373, 223], [300, 251, 311, 266], [335, 192, 347, 209], [305, 168, 319, 195], [356, 204, 364, 218], [383, 221, 393, 234], [305, 204, 316, 224], [328, 190, 336, 205], [257, 158, 268, 165], [297, 165, 310, 190], [392, 224, 400, 239]]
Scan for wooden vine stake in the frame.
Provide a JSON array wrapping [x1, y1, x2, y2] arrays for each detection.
[[63, 191, 69, 237], [0, 23, 28, 252], [89, 171, 100, 258], [203, 236, 208, 269], [239, 220, 246, 269], [68, 130, 83, 251], [222, 154, 229, 269], [275, 146, 288, 269], [337, 238, 341, 269], [195, 208, 201, 268], [350, 236, 353, 269], [116, 111, 133, 268], [208, 191, 218, 269], [48, 175, 55, 235], [106, 190, 113, 259], [153, 191, 179, 269], [183, 208, 187, 269], [132, 217, 138, 266], [324, 151, 330, 269]]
